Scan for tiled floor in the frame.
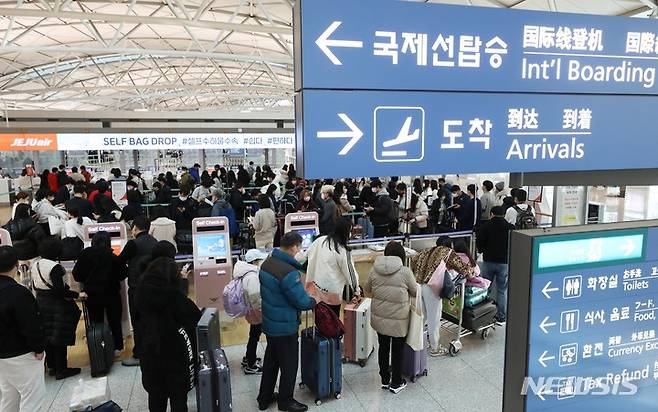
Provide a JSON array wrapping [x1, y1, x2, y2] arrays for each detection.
[[37, 324, 505, 412]]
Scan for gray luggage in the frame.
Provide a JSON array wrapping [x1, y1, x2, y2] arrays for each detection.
[[197, 307, 221, 352], [197, 351, 215, 412]]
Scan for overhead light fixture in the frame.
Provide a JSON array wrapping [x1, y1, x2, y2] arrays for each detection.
[[277, 99, 292, 107]]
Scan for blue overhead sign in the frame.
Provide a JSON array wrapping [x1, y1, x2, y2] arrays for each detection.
[[294, 0, 658, 95], [297, 90, 658, 179], [522, 226, 658, 411], [294, 0, 658, 178]]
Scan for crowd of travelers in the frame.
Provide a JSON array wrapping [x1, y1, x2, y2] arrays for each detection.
[[0, 160, 532, 411]]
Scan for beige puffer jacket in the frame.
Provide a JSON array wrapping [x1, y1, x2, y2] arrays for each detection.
[[364, 256, 417, 338]]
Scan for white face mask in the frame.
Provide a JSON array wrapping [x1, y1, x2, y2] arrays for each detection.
[[179, 195, 188, 201]]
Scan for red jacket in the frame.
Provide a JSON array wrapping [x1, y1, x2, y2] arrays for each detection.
[[89, 190, 111, 204], [47, 174, 58, 192]]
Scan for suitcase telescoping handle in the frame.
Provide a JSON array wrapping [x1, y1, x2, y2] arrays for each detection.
[[81, 298, 91, 333], [305, 309, 316, 339]]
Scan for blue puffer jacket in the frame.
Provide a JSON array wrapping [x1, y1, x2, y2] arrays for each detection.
[[259, 249, 316, 337]]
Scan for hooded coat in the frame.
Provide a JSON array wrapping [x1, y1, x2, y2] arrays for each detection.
[[136, 261, 201, 395], [363, 256, 417, 338]]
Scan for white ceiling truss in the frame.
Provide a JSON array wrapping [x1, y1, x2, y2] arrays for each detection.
[[0, 0, 653, 112]]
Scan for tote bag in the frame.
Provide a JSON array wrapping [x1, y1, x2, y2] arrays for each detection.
[[427, 260, 447, 297], [406, 283, 424, 351]]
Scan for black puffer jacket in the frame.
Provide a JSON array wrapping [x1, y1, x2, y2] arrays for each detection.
[[72, 246, 128, 303], [137, 265, 201, 395], [32, 260, 81, 346], [3, 218, 46, 260]]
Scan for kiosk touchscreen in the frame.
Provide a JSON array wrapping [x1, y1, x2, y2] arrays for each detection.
[[192, 217, 232, 310], [284, 212, 319, 250], [83, 223, 131, 338], [83, 222, 128, 253], [0, 228, 12, 246]]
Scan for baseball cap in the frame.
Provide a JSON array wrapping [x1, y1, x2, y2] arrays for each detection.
[[244, 249, 269, 263]]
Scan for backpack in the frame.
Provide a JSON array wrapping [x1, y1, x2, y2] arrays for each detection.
[[223, 277, 251, 318], [513, 205, 537, 229], [314, 302, 345, 338]]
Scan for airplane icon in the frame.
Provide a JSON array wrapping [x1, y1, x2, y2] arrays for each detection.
[[374, 106, 425, 162], [382, 117, 420, 153]]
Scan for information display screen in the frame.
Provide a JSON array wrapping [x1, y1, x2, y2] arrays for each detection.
[[295, 228, 317, 249], [521, 226, 658, 411], [195, 234, 229, 259]]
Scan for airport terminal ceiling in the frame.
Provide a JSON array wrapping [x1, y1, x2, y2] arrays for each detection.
[[0, 0, 653, 114]]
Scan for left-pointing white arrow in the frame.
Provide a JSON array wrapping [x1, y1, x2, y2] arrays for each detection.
[[315, 21, 363, 65], [317, 113, 364, 156]]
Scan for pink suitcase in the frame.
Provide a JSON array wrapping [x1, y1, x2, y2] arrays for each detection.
[[342, 298, 375, 367]]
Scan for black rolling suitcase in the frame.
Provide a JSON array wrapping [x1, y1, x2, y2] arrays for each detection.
[[82, 301, 114, 377], [462, 299, 496, 332]]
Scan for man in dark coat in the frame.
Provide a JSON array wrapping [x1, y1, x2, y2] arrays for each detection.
[[119, 216, 158, 367]]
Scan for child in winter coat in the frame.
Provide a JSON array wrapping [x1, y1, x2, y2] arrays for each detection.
[[232, 249, 270, 375]]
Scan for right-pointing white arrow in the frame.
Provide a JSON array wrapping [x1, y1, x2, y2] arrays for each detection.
[[542, 281, 559, 299], [315, 21, 364, 65], [538, 351, 555, 368], [317, 113, 364, 156], [539, 316, 557, 334]]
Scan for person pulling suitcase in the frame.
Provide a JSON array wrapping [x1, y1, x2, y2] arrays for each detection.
[[257, 232, 317, 412]]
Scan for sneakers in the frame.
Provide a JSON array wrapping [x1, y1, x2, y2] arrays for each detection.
[[121, 357, 140, 367], [429, 345, 448, 357], [389, 380, 407, 394], [243, 364, 263, 375], [494, 316, 506, 326], [56, 368, 81, 380], [381, 380, 390, 390], [242, 356, 262, 367]]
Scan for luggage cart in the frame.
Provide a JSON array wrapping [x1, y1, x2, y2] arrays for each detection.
[[440, 275, 496, 356]]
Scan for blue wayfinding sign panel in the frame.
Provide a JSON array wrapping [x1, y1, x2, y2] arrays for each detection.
[[524, 226, 658, 411], [295, 0, 658, 95], [297, 90, 658, 179]]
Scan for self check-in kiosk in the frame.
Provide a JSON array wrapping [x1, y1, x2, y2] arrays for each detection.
[[83, 223, 131, 338], [192, 217, 232, 310], [284, 212, 319, 250], [0, 228, 12, 246]]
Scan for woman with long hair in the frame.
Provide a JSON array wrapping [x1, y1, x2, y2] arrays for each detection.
[[305, 218, 359, 316], [333, 181, 355, 215], [137, 256, 201, 412], [296, 189, 318, 213]]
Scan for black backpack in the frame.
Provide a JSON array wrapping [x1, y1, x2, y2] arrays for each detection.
[[513, 205, 537, 229]]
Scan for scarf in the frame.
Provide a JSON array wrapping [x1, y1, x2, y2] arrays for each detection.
[[412, 246, 454, 284]]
